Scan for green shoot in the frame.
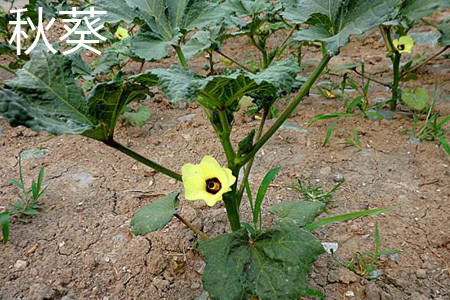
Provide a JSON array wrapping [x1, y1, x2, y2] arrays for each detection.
[[339, 129, 363, 151], [292, 178, 345, 205], [2, 155, 48, 244], [334, 222, 402, 279], [323, 121, 337, 147]]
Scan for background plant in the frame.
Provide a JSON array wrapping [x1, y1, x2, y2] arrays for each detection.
[[1, 154, 47, 244]]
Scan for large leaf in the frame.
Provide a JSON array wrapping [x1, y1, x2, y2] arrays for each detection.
[[399, 0, 450, 22], [133, 59, 301, 106], [224, 0, 272, 16], [198, 227, 325, 300], [0, 51, 94, 135], [182, 28, 221, 60], [0, 52, 150, 141], [85, 77, 148, 139], [130, 192, 180, 235], [93, 0, 141, 24], [125, 0, 226, 61], [401, 87, 430, 111], [269, 201, 326, 227], [438, 19, 450, 46], [285, 0, 399, 55]]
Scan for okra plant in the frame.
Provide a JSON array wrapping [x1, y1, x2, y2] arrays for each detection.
[[0, 0, 435, 299]]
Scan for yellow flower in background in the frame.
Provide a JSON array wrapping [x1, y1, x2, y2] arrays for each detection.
[[393, 36, 414, 53], [182, 156, 236, 207], [115, 27, 130, 40]]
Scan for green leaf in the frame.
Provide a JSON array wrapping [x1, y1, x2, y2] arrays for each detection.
[[402, 87, 430, 111], [0, 52, 150, 141], [122, 105, 152, 128], [152, 66, 205, 105], [304, 206, 396, 231], [286, 0, 399, 55], [438, 19, 450, 46], [323, 121, 337, 147], [224, 0, 272, 16], [270, 201, 326, 227], [0, 212, 12, 244], [130, 192, 180, 235], [254, 167, 280, 227], [92, 52, 121, 75], [237, 129, 256, 156], [131, 31, 176, 61], [93, 0, 141, 24], [0, 51, 94, 135], [182, 30, 216, 60], [85, 76, 148, 139], [198, 226, 325, 300], [439, 135, 450, 157], [125, 0, 226, 61], [399, 0, 449, 22], [8, 179, 24, 190], [138, 58, 300, 107]]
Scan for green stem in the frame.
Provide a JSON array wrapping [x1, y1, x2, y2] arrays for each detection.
[[215, 50, 254, 73], [223, 190, 241, 231], [401, 46, 449, 78], [174, 45, 189, 69], [380, 26, 401, 111], [218, 110, 235, 163], [390, 52, 401, 111], [208, 50, 215, 75], [104, 139, 182, 182], [236, 108, 269, 206], [250, 35, 269, 69], [237, 54, 332, 167], [215, 110, 241, 231]]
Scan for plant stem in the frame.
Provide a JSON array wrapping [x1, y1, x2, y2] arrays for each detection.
[[174, 214, 208, 239], [390, 52, 401, 111], [401, 46, 449, 78], [352, 69, 391, 88], [381, 26, 401, 111], [236, 108, 269, 206], [208, 50, 215, 75], [215, 50, 255, 73], [218, 110, 236, 163], [174, 45, 189, 69], [237, 54, 332, 167], [104, 139, 182, 182], [279, 25, 297, 51], [223, 191, 242, 231], [214, 110, 241, 231]]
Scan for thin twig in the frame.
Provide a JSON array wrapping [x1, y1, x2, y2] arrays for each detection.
[[352, 69, 392, 88], [279, 25, 297, 51], [174, 214, 208, 239], [401, 46, 449, 78], [215, 50, 255, 73]]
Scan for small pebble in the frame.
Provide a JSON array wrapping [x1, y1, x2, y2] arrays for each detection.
[[416, 269, 427, 279], [14, 260, 28, 270]]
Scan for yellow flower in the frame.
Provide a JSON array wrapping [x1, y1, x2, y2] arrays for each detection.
[[182, 156, 236, 207], [115, 27, 130, 40], [393, 36, 414, 54]]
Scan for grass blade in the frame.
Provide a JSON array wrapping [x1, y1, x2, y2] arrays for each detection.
[[303, 206, 395, 231], [0, 212, 12, 244], [439, 135, 450, 156], [307, 112, 355, 127], [323, 121, 337, 147], [254, 168, 280, 229]]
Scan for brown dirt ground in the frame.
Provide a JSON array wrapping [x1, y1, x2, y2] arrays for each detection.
[[1, 12, 450, 300]]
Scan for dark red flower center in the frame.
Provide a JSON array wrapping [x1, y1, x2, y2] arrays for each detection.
[[206, 178, 221, 194]]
